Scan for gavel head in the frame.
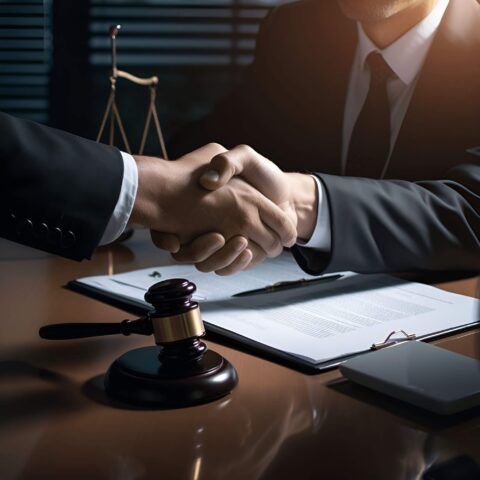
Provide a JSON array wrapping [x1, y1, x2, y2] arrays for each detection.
[[145, 278, 206, 346]]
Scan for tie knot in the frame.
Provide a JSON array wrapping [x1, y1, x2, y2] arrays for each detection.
[[366, 52, 395, 84]]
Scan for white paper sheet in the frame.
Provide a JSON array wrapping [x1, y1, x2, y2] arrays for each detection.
[[78, 252, 325, 303], [74, 254, 479, 366], [201, 274, 479, 364]]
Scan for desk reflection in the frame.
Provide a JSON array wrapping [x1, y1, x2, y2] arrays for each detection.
[[8, 358, 478, 480]]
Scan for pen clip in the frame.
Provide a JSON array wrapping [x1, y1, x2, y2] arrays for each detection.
[[233, 274, 343, 297], [272, 278, 309, 288], [371, 330, 416, 350], [272, 274, 342, 289]]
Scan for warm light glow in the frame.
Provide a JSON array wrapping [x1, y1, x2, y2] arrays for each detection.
[[192, 457, 202, 480], [108, 250, 114, 276]]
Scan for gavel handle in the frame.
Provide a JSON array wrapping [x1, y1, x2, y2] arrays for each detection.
[[39, 317, 153, 340]]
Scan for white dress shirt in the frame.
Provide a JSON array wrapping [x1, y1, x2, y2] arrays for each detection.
[[99, 151, 138, 245], [101, 0, 449, 249]]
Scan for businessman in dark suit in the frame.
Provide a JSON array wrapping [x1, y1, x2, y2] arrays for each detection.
[[160, 0, 480, 274], [170, 0, 480, 179], [0, 112, 296, 268]]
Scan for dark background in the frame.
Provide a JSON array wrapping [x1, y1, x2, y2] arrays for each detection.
[[0, 0, 283, 155]]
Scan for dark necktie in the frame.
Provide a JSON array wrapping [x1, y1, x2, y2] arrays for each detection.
[[345, 52, 396, 178]]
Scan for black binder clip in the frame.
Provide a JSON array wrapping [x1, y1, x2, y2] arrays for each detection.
[[371, 330, 417, 350]]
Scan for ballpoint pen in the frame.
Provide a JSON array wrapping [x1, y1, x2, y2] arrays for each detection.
[[232, 273, 344, 297]]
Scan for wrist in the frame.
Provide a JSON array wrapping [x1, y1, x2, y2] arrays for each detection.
[[130, 155, 171, 229], [286, 173, 318, 242]]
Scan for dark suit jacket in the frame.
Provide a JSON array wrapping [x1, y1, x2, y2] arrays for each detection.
[[170, 0, 480, 274], [0, 112, 123, 260], [170, 0, 480, 177]]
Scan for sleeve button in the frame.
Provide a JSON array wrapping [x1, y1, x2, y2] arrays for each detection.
[[16, 218, 33, 238], [51, 227, 63, 246], [35, 222, 49, 241], [61, 230, 76, 249]]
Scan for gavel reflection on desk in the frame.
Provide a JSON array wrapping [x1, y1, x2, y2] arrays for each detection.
[[39, 279, 238, 408]]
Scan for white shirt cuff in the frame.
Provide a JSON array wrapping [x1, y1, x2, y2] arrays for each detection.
[[296, 175, 331, 251], [99, 151, 138, 245]]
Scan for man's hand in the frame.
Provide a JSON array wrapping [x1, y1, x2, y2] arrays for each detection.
[[171, 144, 318, 275], [129, 144, 298, 264]]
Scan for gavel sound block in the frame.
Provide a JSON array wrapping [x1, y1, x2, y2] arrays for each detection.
[[39, 279, 238, 408]]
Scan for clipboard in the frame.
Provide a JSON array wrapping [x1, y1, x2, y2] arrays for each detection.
[[67, 279, 480, 374]]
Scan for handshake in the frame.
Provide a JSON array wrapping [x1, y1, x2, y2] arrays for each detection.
[[130, 143, 319, 275]]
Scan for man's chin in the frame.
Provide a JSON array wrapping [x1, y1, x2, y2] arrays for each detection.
[[337, 0, 401, 23]]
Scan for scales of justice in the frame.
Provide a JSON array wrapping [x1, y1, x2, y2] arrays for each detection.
[[97, 24, 168, 243], [96, 24, 169, 160], [39, 26, 238, 409]]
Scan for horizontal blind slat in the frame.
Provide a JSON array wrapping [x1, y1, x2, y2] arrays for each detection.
[[89, 0, 270, 67], [0, 0, 50, 122]]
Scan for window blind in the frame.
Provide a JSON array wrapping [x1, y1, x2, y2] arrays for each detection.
[[88, 0, 279, 68], [0, 0, 283, 136], [0, 0, 51, 123]]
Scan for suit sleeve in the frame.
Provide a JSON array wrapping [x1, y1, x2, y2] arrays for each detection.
[[0, 112, 124, 261], [292, 163, 480, 274]]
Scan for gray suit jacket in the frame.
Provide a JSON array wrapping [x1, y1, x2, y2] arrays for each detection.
[[292, 164, 480, 274]]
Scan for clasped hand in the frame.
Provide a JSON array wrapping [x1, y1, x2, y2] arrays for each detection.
[[131, 143, 317, 275]]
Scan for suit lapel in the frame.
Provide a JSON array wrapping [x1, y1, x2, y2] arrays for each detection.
[[313, 5, 357, 174], [282, 1, 357, 174], [388, 0, 480, 180]]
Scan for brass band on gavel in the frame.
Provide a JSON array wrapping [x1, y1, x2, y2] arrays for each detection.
[[150, 308, 205, 344]]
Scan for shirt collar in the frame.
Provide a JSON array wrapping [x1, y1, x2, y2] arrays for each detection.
[[356, 0, 450, 85]]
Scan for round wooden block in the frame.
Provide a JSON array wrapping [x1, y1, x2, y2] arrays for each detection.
[[104, 346, 238, 408]]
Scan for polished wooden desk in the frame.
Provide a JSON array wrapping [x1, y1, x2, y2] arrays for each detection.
[[1, 231, 480, 480]]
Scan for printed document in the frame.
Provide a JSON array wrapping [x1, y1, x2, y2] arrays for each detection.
[[74, 254, 479, 366]]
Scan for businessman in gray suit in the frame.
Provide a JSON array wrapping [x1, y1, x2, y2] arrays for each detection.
[[156, 0, 480, 275]]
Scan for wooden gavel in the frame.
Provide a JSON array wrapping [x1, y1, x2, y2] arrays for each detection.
[[39, 279, 238, 408]]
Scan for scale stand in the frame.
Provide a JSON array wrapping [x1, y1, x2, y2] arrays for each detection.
[[96, 25, 170, 243]]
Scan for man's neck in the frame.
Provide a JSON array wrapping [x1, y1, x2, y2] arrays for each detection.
[[362, 0, 439, 49]]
